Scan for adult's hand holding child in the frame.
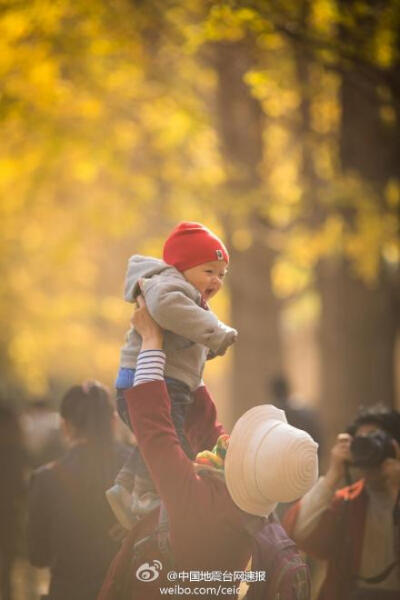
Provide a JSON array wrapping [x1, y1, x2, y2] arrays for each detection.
[[132, 294, 164, 351]]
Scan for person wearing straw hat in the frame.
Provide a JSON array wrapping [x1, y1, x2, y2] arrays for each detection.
[[98, 295, 318, 600]]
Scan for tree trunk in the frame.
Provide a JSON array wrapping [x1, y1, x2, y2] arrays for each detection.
[[318, 3, 400, 445], [212, 41, 284, 419], [228, 231, 283, 419], [319, 259, 397, 445]]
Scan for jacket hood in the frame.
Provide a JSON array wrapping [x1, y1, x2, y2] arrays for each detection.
[[124, 255, 172, 302]]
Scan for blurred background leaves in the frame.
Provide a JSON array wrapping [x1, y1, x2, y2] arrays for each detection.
[[0, 0, 399, 446]]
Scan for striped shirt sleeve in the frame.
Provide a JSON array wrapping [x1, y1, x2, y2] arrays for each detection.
[[133, 350, 166, 386]]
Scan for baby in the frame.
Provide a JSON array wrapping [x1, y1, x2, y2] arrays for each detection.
[[107, 222, 237, 528]]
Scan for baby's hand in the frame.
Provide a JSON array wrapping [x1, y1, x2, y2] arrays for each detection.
[[216, 327, 238, 356], [208, 330, 237, 359]]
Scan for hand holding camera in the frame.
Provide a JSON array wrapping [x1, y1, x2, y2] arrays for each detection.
[[326, 429, 400, 495], [325, 433, 353, 489]]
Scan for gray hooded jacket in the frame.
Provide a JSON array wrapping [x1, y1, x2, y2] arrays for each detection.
[[120, 255, 237, 390]]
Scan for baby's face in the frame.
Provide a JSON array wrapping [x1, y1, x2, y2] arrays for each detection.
[[183, 260, 227, 301]]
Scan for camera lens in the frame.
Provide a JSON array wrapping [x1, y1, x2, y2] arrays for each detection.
[[350, 431, 395, 469]]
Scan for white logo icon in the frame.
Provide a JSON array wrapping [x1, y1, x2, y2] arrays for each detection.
[[136, 560, 163, 582], [216, 249, 223, 260]]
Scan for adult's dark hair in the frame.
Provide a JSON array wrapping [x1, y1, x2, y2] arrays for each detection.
[[61, 381, 114, 445], [347, 404, 400, 444], [269, 375, 290, 405], [60, 381, 116, 491]]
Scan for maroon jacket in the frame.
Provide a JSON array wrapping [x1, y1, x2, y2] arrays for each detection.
[[98, 382, 253, 600], [284, 479, 400, 600]]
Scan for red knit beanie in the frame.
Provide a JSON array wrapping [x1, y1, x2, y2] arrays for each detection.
[[163, 222, 229, 272]]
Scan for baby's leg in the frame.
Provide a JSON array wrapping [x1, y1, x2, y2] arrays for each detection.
[[114, 388, 152, 491], [166, 379, 195, 460], [108, 387, 159, 526], [114, 447, 140, 491]]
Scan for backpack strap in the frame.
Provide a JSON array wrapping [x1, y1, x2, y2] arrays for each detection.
[[113, 506, 173, 600], [128, 502, 175, 570]]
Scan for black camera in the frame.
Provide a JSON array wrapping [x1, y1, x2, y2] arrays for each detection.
[[350, 430, 395, 469]]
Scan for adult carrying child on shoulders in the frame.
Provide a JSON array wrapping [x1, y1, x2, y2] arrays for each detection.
[[99, 296, 319, 600]]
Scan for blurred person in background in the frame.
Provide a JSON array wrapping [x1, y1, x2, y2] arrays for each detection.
[[0, 401, 26, 600], [27, 381, 129, 600], [269, 375, 323, 455], [284, 405, 400, 600], [21, 400, 65, 469]]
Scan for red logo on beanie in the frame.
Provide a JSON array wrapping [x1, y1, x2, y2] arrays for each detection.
[[163, 222, 229, 272]]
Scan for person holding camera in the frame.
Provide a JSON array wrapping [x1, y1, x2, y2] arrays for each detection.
[[284, 405, 400, 600]]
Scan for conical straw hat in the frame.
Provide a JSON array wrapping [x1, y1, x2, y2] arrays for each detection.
[[225, 404, 318, 517]]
